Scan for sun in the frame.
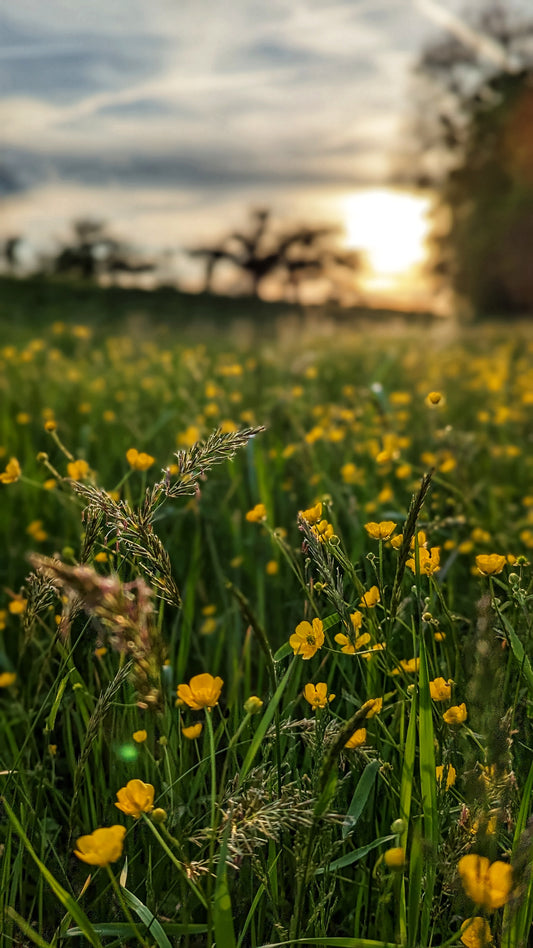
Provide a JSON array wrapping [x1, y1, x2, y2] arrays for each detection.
[[342, 187, 431, 283]]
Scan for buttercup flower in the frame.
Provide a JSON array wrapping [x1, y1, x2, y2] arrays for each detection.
[[182, 722, 203, 740], [345, 727, 366, 748], [359, 586, 380, 608], [384, 846, 406, 868], [74, 825, 126, 867], [436, 763, 456, 789], [303, 682, 335, 710], [426, 391, 443, 406], [0, 457, 21, 484], [126, 448, 155, 472], [361, 697, 383, 718], [299, 501, 323, 524], [334, 630, 371, 654], [177, 673, 223, 709], [67, 459, 90, 480], [365, 521, 397, 541], [115, 779, 154, 818], [460, 917, 493, 948], [132, 730, 147, 743], [429, 677, 453, 701], [443, 703, 467, 725], [392, 658, 420, 675], [475, 554, 506, 576], [406, 547, 441, 575], [458, 854, 513, 911], [245, 503, 267, 523], [0, 671, 17, 687], [312, 519, 334, 543], [244, 695, 263, 714], [290, 618, 324, 660]]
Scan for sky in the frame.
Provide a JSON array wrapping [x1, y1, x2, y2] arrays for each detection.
[[0, 0, 527, 301]]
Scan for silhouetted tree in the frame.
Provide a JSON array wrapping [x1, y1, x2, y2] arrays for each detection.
[[188, 208, 362, 302], [52, 219, 154, 284], [410, 3, 533, 316]]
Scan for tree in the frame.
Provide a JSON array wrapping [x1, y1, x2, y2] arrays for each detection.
[[409, 3, 533, 316], [188, 208, 362, 303], [52, 219, 154, 284]]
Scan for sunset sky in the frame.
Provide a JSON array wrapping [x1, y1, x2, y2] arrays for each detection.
[[0, 0, 526, 305]]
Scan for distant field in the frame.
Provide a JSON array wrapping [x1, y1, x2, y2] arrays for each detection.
[[1, 279, 532, 948]]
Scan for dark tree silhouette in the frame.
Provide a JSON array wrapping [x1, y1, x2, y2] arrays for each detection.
[[188, 208, 362, 302], [52, 219, 154, 283]]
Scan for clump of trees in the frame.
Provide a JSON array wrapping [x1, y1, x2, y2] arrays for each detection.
[[411, 3, 533, 317]]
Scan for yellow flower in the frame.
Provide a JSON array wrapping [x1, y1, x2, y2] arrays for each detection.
[[182, 722, 203, 740], [406, 547, 441, 575], [460, 917, 493, 948], [245, 503, 267, 523], [266, 560, 279, 575], [361, 697, 383, 718], [384, 846, 406, 868], [436, 763, 456, 789], [115, 779, 155, 818], [177, 425, 201, 448], [132, 730, 147, 743], [244, 695, 263, 715], [429, 677, 453, 701], [67, 459, 90, 480], [443, 703, 467, 725], [458, 854, 513, 911], [345, 727, 367, 748], [365, 521, 397, 541], [289, 618, 324, 660], [334, 630, 371, 654], [74, 825, 126, 866], [303, 682, 335, 710], [359, 586, 380, 608], [0, 672, 16, 687], [475, 554, 506, 576], [126, 448, 155, 472], [299, 501, 323, 524], [426, 391, 443, 406], [312, 519, 334, 542], [392, 658, 420, 675], [177, 673, 223, 709], [8, 598, 27, 615], [0, 458, 21, 484]]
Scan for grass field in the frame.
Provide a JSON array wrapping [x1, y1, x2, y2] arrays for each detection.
[[0, 278, 532, 948]]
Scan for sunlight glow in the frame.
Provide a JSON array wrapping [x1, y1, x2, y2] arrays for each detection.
[[342, 188, 431, 281]]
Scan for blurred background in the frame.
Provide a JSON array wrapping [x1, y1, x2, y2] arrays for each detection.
[[1, 0, 533, 320]]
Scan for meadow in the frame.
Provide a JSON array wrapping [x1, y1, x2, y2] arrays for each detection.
[[0, 283, 532, 948]]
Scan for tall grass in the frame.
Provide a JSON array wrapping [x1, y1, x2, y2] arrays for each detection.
[[0, 310, 532, 947]]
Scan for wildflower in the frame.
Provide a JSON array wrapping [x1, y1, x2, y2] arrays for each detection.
[[460, 917, 493, 948], [303, 682, 335, 710], [94, 551, 108, 563], [365, 521, 397, 541], [392, 658, 420, 675], [244, 696, 263, 714], [182, 723, 203, 740], [362, 697, 383, 718], [245, 503, 267, 523], [0, 458, 21, 484], [475, 554, 506, 576], [132, 730, 147, 743], [26, 520, 48, 542], [266, 560, 279, 575], [115, 779, 154, 818], [429, 677, 453, 701], [312, 519, 334, 542], [359, 586, 380, 608], [299, 501, 323, 524], [200, 616, 217, 635], [384, 846, 406, 868], [335, 630, 371, 654], [443, 703, 467, 725], [126, 449, 155, 472], [0, 672, 16, 687], [436, 763, 456, 789], [406, 547, 441, 575], [8, 598, 27, 615], [426, 391, 443, 406], [458, 854, 513, 911], [74, 825, 126, 867], [177, 673, 223, 710], [177, 425, 201, 448], [345, 727, 366, 748], [289, 618, 324, 660], [67, 459, 90, 480]]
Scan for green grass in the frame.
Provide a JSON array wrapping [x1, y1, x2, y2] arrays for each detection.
[[0, 280, 532, 948]]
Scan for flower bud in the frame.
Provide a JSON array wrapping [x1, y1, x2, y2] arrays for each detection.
[[244, 695, 263, 715], [390, 818, 406, 835], [151, 808, 167, 823]]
